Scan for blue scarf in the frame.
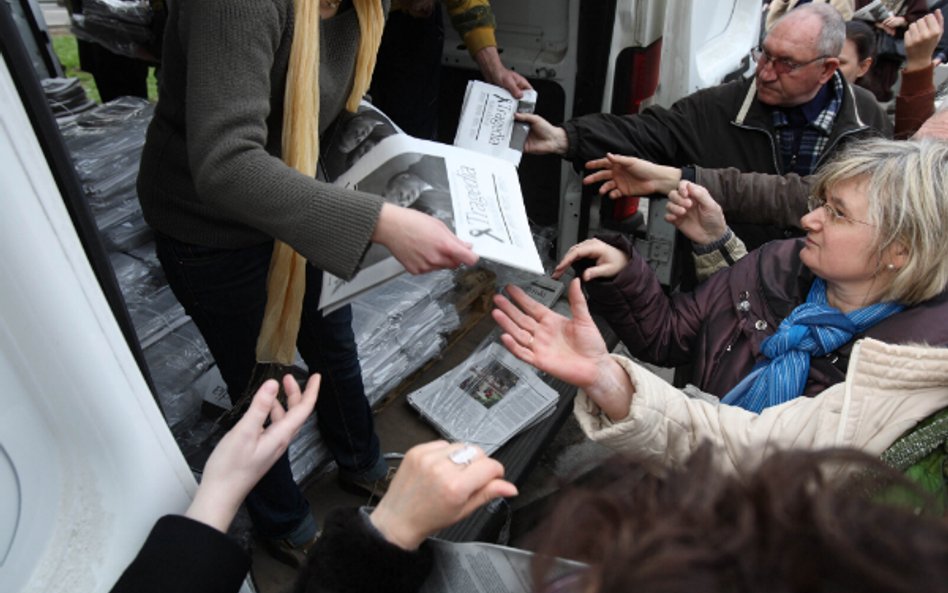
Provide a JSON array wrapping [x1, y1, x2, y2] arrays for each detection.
[[721, 278, 903, 413]]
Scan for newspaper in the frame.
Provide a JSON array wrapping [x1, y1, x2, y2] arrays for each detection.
[[407, 343, 559, 455], [420, 538, 587, 593], [853, 0, 892, 22], [318, 102, 543, 311], [453, 81, 538, 167]]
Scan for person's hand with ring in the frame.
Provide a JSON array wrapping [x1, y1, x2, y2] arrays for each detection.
[[369, 441, 517, 550]]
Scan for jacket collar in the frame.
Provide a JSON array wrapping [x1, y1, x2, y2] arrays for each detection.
[[733, 72, 867, 132]]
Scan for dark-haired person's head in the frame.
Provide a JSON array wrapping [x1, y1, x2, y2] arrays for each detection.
[[532, 445, 948, 593], [839, 20, 876, 83]]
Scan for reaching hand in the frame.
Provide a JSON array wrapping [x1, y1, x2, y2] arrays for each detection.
[[186, 374, 320, 533], [493, 280, 637, 420], [372, 203, 478, 274], [473, 46, 533, 99], [583, 153, 682, 198], [492, 280, 609, 389], [370, 441, 517, 550], [664, 181, 728, 246], [904, 9, 943, 72], [553, 238, 629, 281], [881, 15, 908, 31], [514, 112, 569, 155]]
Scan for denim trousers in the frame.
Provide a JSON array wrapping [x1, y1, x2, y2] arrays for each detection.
[[155, 233, 381, 538]]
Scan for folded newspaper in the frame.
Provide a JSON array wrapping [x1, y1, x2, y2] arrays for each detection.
[[420, 538, 586, 593], [407, 342, 559, 455], [318, 101, 543, 311], [453, 80, 538, 166]]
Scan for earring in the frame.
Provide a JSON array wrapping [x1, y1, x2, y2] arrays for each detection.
[[886, 263, 895, 270]]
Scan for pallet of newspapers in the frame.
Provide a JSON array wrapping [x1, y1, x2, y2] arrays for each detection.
[[318, 85, 541, 312]]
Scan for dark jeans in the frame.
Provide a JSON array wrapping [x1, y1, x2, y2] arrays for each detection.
[[155, 234, 380, 538], [368, 4, 445, 139]]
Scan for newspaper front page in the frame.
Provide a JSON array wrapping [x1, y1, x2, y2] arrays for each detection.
[[318, 103, 543, 312], [407, 343, 559, 455], [420, 539, 587, 593], [453, 80, 538, 166]]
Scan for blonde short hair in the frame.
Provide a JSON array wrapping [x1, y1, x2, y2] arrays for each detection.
[[809, 138, 948, 305]]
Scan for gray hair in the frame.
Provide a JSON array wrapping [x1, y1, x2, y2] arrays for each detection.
[[809, 138, 948, 305], [770, 3, 846, 58]]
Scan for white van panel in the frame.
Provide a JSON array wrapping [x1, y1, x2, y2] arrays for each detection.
[[0, 58, 203, 593], [657, 0, 760, 107]]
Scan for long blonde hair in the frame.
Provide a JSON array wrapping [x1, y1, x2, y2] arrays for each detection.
[[256, 0, 384, 365]]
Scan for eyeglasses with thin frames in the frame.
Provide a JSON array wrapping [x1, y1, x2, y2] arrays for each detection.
[[753, 46, 828, 75], [806, 195, 874, 226]]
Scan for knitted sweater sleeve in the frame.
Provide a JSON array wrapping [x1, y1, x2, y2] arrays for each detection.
[[180, 0, 384, 279], [444, 0, 497, 56]]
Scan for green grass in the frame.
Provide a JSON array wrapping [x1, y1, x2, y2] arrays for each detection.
[[51, 33, 158, 104]]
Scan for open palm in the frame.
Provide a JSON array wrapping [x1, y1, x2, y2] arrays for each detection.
[[492, 279, 608, 390]]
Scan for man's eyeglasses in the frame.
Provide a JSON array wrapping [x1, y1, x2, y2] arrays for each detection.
[[752, 46, 828, 75], [806, 195, 873, 226]]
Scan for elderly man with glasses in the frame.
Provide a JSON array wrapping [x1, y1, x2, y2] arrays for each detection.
[[519, 3, 891, 250]]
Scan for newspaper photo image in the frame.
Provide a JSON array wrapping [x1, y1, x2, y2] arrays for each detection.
[[407, 343, 559, 455], [318, 103, 544, 312], [453, 80, 538, 167], [319, 102, 403, 183]]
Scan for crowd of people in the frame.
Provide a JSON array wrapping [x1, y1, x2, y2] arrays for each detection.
[[98, 0, 948, 591]]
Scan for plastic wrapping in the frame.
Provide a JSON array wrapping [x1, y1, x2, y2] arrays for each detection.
[[41, 77, 96, 120], [288, 417, 331, 482], [59, 98, 153, 210], [100, 207, 153, 251], [144, 321, 214, 403], [127, 285, 188, 348], [70, 0, 164, 62]]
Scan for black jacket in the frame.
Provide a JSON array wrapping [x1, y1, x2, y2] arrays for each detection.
[[108, 516, 249, 593], [562, 73, 892, 173]]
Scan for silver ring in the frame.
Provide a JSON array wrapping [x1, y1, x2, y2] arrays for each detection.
[[449, 445, 477, 466]]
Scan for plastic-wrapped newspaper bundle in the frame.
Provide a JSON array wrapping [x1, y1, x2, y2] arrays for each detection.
[[41, 77, 96, 121], [143, 321, 215, 432], [59, 97, 152, 217], [70, 0, 166, 62], [351, 270, 460, 401]]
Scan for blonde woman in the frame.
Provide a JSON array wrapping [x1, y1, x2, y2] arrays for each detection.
[[137, 0, 477, 566]]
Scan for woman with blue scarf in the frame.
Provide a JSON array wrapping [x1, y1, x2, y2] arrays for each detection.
[[492, 138, 948, 417]]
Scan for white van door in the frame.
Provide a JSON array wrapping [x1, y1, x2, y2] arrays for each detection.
[[0, 11, 255, 592]]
